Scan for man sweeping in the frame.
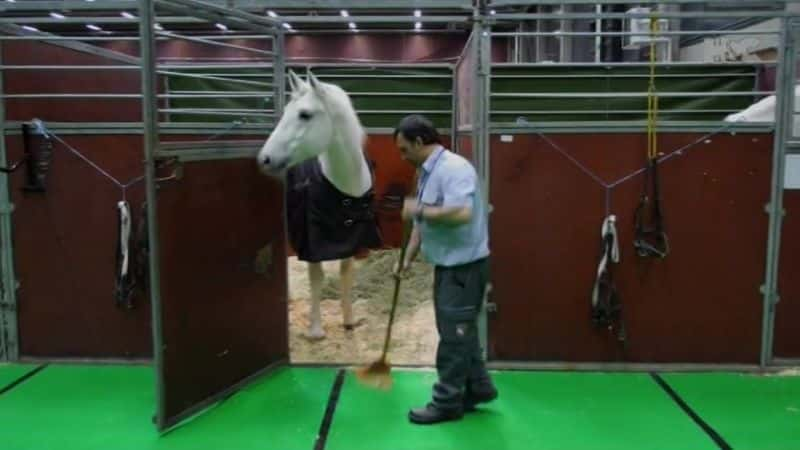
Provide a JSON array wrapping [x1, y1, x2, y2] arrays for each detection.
[[393, 114, 498, 424]]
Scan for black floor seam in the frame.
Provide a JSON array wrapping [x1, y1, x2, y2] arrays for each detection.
[[650, 372, 732, 450], [0, 364, 48, 396], [313, 368, 345, 450]]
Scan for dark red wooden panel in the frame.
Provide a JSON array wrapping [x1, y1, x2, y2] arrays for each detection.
[[10, 134, 152, 358], [488, 133, 772, 363], [775, 189, 800, 358]]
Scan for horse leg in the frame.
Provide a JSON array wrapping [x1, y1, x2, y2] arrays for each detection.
[[340, 257, 362, 330], [307, 261, 326, 340]]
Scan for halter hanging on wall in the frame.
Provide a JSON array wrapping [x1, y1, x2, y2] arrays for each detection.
[[633, 14, 670, 259], [0, 122, 55, 194]]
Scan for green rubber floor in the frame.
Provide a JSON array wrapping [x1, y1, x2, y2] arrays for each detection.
[[0, 364, 335, 450], [0, 363, 38, 390], [2, 364, 800, 450], [663, 373, 800, 450], [326, 369, 718, 450]]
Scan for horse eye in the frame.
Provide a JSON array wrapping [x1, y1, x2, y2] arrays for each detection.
[[299, 110, 312, 121]]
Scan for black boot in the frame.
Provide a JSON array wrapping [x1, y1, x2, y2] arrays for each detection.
[[408, 403, 463, 425], [464, 385, 498, 412]]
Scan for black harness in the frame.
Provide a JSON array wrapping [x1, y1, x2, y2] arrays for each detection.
[[633, 157, 669, 258]]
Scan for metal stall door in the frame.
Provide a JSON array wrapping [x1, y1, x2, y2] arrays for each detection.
[[138, 1, 288, 431], [151, 148, 289, 430], [773, 18, 800, 363]]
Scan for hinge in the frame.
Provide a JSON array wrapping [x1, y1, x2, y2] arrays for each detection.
[[0, 301, 15, 311], [760, 284, 781, 307], [764, 203, 787, 217], [484, 282, 496, 313]]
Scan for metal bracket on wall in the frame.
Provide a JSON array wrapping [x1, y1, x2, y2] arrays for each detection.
[[154, 158, 183, 185], [764, 203, 787, 216], [759, 285, 781, 309], [485, 283, 496, 313]]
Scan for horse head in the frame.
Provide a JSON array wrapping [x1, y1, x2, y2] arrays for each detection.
[[257, 69, 362, 177]]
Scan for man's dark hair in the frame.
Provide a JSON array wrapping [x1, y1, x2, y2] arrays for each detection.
[[393, 114, 441, 145]]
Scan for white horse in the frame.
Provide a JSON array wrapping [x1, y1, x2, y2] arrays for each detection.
[[724, 84, 800, 134], [257, 69, 380, 340]]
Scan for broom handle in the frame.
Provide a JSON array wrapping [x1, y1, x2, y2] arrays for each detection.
[[380, 219, 413, 360]]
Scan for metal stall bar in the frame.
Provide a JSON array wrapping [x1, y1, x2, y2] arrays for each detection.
[[138, 0, 166, 431], [0, 43, 17, 362], [761, 17, 798, 367], [491, 11, 792, 21], [0, 35, 274, 42], [157, 71, 273, 88], [156, 31, 274, 57], [491, 30, 782, 37]]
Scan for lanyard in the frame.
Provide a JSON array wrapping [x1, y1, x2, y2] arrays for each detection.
[[416, 147, 445, 204]]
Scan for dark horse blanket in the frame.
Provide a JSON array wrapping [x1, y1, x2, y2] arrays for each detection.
[[286, 158, 382, 262]]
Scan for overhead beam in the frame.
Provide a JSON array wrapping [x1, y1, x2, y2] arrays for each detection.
[[157, 0, 281, 28], [156, 1, 274, 34], [0, 1, 137, 12], [182, 0, 473, 9], [0, 24, 139, 65]]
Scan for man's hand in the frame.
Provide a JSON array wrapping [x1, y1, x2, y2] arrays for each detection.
[[393, 258, 411, 280], [401, 197, 421, 222]]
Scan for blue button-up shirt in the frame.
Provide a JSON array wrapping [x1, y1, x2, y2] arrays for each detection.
[[415, 145, 489, 267]]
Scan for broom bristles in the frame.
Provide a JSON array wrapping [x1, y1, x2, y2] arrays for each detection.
[[353, 358, 393, 390]]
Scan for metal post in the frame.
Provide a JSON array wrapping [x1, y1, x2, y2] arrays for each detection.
[[451, 63, 458, 152], [760, 17, 796, 367], [0, 42, 18, 362], [475, 11, 492, 360], [595, 3, 602, 63], [273, 30, 286, 119], [139, 0, 166, 430]]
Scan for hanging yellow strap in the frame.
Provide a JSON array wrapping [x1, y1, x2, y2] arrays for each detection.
[[646, 13, 659, 161]]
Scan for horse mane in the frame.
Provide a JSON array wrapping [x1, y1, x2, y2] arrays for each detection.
[[320, 81, 368, 156]]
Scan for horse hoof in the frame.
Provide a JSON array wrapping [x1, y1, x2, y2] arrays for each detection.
[[304, 329, 326, 341], [343, 318, 366, 331]]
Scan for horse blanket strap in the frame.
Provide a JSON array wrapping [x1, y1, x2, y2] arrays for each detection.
[[286, 158, 383, 262], [114, 200, 135, 309], [591, 215, 624, 341], [633, 158, 669, 258], [21, 123, 54, 193]]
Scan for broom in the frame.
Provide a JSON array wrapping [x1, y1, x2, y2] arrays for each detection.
[[354, 220, 413, 390]]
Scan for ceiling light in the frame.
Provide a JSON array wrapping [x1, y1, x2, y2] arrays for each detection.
[[121, 12, 136, 19], [49, 12, 66, 19], [490, 9, 496, 15], [267, 10, 277, 18], [282, 22, 292, 30], [414, 10, 421, 17], [154, 23, 164, 31], [22, 25, 38, 32], [215, 23, 228, 31], [348, 22, 356, 29], [86, 24, 102, 31], [415, 22, 422, 30], [340, 10, 349, 17]]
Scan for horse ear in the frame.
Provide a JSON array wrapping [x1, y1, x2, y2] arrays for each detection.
[[287, 69, 299, 93], [307, 71, 325, 97]]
